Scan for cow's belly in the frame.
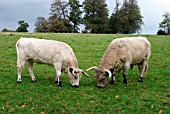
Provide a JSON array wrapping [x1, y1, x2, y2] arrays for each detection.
[[28, 57, 53, 66], [131, 54, 146, 65]]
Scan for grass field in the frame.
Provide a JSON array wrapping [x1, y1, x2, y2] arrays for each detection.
[[0, 32, 169, 113]]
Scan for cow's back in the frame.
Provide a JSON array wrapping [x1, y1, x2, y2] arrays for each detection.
[[111, 37, 151, 64], [16, 38, 76, 65], [101, 37, 151, 68]]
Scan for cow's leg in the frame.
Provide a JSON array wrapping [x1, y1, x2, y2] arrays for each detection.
[[54, 63, 62, 87], [122, 63, 130, 84], [144, 63, 148, 75], [28, 60, 36, 82], [110, 74, 115, 85], [17, 59, 26, 83], [17, 67, 22, 83], [138, 60, 147, 82], [138, 64, 141, 72]]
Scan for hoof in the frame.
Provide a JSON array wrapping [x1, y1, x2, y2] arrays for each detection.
[[138, 77, 143, 82], [57, 81, 62, 87], [123, 79, 127, 84], [31, 78, 36, 82], [17, 81, 22, 83], [17, 78, 22, 83], [32, 80, 36, 82], [72, 85, 79, 88], [138, 79, 143, 82]]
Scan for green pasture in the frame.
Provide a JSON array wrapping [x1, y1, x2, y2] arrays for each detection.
[[0, 33, 169, 113]]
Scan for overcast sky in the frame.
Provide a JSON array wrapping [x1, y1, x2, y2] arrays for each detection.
[[0, 0, 170, 34]]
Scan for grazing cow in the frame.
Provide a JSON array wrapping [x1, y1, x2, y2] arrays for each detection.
[[16, 38, 89, 87], [86, 37, 151, 88]]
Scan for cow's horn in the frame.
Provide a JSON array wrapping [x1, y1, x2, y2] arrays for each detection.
[[103, 69, 112, 78], [72, 69, 76, 76], [86, 66, 98, 71], [82, 71, 90, 77]]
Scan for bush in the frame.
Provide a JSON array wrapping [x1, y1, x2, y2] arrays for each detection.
[[1, 28, 14, 32], [157, 29, 168, 35]]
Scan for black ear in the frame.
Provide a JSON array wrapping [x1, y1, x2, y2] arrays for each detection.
[[69, 68, 73, 73], [109, 68, 114, 74]]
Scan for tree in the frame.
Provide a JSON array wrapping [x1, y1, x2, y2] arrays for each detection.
[[50, 0, 68, 22], [49, 0, 72, 32], [157, 29, 167, 35], [109, 0, 143, 34], [109, 0, 121, 33], [83, 0, 109, 33], [34, 17, 48, 32], [1, 28, 14, 32], [158, 12, 170, 35], [47, 14, 68, 32], [68, 0, 83, 33], [16, 20, 29, 32]]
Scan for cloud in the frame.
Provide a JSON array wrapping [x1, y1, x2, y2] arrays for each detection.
[[0, 0, 53, 31], [138, 0, 170, 34]]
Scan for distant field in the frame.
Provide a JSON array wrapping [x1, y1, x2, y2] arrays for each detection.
[[0, 32, 169, 113]]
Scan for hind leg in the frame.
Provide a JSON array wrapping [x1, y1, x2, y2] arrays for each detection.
[[17, 59, 26, 83], [17, 67, 22, 83], [28, 60, 36, 82], [138, 60, 147, 82], [138, 51, 150, 82]]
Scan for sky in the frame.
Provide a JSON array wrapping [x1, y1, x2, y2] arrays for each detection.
[[0, 0, 170, 34]]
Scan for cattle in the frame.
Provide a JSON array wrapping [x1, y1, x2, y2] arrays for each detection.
[[86, 37, 151, 88], [16, 38, 89, 87]]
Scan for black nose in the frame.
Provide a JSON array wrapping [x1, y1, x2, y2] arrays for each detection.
[[73, 85, 79, 88], [96, 85, 102, 88]]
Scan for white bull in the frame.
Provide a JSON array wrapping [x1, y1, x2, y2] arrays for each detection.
[[16, 38, 88, 87], [87, 37, 151, 87]]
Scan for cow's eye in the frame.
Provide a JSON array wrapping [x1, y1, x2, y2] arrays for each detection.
[[101, 77, 105, 82], [104, 72, 109, 76]]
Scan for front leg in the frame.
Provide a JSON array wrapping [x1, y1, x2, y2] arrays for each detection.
[[123, 63, 130, 84], [55, 77, 62, 87], [110, 74, 115, 85], [123, 74, 127, 84], [54, 63, 62, 87]]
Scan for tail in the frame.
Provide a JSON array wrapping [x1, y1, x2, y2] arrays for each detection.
[[16, 39, 22, 69]]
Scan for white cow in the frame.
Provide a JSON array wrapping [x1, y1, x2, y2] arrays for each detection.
[[87, 37, 151, 87], [16, 38, 88, 87]]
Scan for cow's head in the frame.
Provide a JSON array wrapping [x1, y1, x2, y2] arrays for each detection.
[[68, 68, 89, 88], [86, 66, 112, 88]]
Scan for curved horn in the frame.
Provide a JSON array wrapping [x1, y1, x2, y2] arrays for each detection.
[[103, 69, 112, 78], [72, 69, 76, 76], [86, 66, 98, 71], [82, 71, 89, 77]]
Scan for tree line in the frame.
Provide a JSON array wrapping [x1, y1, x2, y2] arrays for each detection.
[[34, 0, 143, 34], [1, 0, 170, 35]]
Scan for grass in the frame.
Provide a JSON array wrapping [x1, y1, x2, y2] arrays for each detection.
[[0, 32, 169, 113]]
